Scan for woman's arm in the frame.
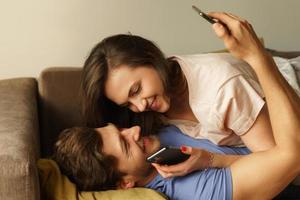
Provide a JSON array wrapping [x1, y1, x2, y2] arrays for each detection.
[[240, 105, 275, 152], [209, 12, 300, 200]]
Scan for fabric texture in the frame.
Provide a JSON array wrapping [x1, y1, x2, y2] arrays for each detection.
[[273, 56, 300, 96], [168, 53, 265, 146], [38, 67, 83, 157], [0, 78, 40, 200], [145, 125, 250, 200], [38, 159, 167, 200]]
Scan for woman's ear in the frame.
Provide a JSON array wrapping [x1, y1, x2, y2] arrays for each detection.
[[117, 176, 136, 189]]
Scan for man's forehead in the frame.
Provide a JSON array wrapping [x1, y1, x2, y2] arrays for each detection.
[[95, 125, 122, 154]]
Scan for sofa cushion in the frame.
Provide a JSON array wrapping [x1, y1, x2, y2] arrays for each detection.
[[38, 67, 83, 157], [38, 159, 167, 200], [0, 78, 40, 200]]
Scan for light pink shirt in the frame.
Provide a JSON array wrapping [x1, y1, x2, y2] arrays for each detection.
[[168, 53, 265, 146]]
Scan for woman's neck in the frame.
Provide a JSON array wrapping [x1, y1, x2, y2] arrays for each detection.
[[165, 86, 198, 122], [164, 59, 198, 122]]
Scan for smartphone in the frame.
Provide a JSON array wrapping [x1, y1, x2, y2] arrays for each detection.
[[147, 146, 190, 165], [192, 5, 216, 24]]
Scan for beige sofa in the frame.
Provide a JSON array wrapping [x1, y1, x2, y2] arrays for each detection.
[[0, 49, 299, 200], [0, 67, 82, 200], [0, 67, 167, 200]]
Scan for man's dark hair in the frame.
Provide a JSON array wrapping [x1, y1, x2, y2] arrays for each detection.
[[53, 127, 124, 191]]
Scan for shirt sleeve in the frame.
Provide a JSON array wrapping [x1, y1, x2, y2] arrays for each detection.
[[212, 75, 265, 136]]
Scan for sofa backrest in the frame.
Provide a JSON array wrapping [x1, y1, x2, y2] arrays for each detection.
[[38, 67, 83, 157]]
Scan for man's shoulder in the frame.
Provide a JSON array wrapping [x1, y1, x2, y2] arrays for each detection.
[[146, 168, 233, 200]]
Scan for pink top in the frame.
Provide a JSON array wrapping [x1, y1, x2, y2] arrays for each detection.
[[168, 53, 265, 146]]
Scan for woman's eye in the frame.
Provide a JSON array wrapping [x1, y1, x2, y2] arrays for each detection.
[[131, 84, 141, 96]]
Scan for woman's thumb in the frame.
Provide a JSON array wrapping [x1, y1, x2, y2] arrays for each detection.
[[180, 146, 192, 155], [212, 23, 228, 39]]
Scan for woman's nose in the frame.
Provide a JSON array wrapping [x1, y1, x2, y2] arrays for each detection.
[[130, 98, 147, 112]]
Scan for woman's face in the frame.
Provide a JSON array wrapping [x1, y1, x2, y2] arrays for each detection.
[[104, 65, 170, 113]]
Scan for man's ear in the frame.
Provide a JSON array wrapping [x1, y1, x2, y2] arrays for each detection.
[[117, 176, 136, 189]]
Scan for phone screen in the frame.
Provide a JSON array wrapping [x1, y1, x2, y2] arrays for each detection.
[[146, 146, 190, 165]]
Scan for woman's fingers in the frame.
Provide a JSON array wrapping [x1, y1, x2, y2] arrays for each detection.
[[208, 12, 237, 26], [152, 163, 181, 178], [151, 157, 193, 178], [227, 13, 245, 21], [151, 147, 210, 178], [152, 162, 187, 173], [207, 11, 264, 62], [180, 145, 192, 155], [212, 23, 229, 39]]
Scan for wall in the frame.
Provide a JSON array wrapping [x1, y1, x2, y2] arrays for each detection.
[[0, 0, 299, 79]]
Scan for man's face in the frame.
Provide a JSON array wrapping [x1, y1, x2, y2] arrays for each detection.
[[96, 124, 161, 181]]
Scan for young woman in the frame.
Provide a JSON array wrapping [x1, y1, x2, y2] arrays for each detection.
[[80, 12, 274, 162], [65, 12, 300, 199], [55, 14, 300, 198]]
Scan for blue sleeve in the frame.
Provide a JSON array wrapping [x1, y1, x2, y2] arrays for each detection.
[[147, 168, 232, 200]]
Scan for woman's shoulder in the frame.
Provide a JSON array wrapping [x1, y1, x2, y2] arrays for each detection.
[[172, 53, 257, 83], [172, 53, 246, 70], [170, 53, 260, 103]]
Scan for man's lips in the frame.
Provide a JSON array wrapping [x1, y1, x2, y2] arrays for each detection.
[[142, 136, 152, 153], [138, 137, 146, 152]]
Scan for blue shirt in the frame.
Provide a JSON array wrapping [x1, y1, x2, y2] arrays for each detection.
[[145, 125, 251, 200]]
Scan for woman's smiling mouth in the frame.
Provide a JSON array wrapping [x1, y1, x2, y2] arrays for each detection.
[[148, 96, 158, 111]]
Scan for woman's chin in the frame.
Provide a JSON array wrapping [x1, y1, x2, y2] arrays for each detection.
[[158, 104, 170, 113]]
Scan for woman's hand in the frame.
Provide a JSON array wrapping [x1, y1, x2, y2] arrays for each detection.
[[151, 146, 213, 178], [208, 12, 268, 65]]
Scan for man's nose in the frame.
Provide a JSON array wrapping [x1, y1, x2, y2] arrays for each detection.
[[131, 97, 147, 112], [123, 126, 141, 141], [131, 126, 141, 141]]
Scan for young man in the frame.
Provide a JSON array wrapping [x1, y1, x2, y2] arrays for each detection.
[[54, 124, 250, 199]]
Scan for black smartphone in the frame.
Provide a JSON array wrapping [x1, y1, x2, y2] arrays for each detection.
[[146, 146, 190, 165], [192, 5, 216, 24]]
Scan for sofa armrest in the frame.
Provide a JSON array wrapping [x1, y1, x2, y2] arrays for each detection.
[[266, 48, 300, 59], [0, 78, 40, 200]]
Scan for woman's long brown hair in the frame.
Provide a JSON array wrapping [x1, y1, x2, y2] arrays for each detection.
[[80, 34, 184, 135]]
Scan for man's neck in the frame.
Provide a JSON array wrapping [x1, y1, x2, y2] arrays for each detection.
[[136, 168, 158, 187]]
